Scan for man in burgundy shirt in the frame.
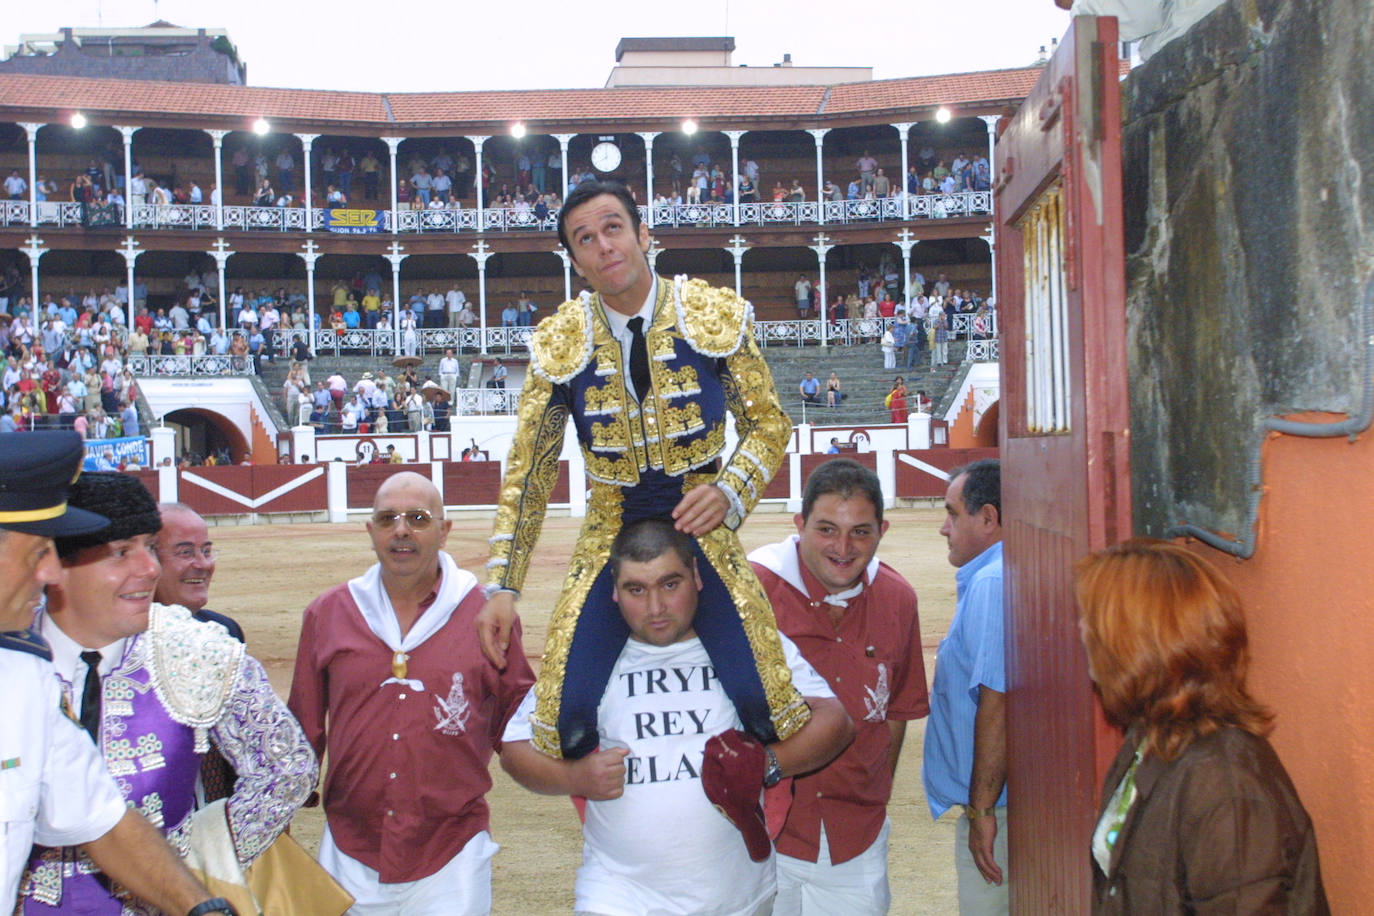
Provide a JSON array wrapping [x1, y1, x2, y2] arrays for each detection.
[[288, 472, 535, 915], [749, 459, 928, 915]]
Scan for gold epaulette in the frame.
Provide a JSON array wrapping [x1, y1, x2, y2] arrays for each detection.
[[530, 296, 596, 384], [673, 276, 752, 358]]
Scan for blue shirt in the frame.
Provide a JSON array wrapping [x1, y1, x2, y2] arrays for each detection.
[[922, 540, 1006, 818], [800, 377, 820, 396]]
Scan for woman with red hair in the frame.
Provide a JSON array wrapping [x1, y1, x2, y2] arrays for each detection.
[[1075, 539, 1328, 913]]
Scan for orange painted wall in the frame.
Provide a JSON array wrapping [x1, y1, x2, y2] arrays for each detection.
[[1183, 418, 1374, 913], [249, 405, 277, 464], [947, 388, 999, 449]]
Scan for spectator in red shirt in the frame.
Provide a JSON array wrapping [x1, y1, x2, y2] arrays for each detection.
[[750, 460, 927, 914], [288, 473, 534, 915]]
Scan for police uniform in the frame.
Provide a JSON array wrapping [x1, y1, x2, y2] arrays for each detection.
[[0, 635, 128, 906], [0, 432, 125, 909]]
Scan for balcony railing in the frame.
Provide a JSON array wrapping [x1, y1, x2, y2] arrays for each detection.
[[267, 313, 996, 358], [126, 354, 256, 376], [2, 190, 993, 235]]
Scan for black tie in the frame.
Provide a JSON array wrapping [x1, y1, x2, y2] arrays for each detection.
[[79, 650, 102, 742], [627, 316, 652, 399]]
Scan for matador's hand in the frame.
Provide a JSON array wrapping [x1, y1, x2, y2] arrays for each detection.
[[477, 591, 518, 669], [672, 484, 728, 535]]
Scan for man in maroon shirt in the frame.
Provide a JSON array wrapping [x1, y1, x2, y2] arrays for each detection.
[[288, 472, 535, 915], [749, 459, 928, 914]]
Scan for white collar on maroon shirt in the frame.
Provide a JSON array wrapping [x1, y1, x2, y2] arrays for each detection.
[[747, 534, 878, 608], [348, 550, 477, 691]]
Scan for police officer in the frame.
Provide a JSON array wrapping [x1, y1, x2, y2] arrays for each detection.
[[0, 431, 237, 916]]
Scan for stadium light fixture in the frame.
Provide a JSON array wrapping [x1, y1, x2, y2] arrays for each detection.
[[681, 119, 698, 135], [935, 107, 952, 124], [70, 112, 87, 129], [511, 122, 527, 139], [253, 118, 271, 135]]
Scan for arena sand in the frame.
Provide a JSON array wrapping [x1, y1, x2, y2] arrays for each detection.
[[212, 507, 961, 914]]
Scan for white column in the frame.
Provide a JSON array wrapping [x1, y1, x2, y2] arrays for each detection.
[[301, 239, 321, 329], [806, 128, 830, 223], [892, 121, 914, 220], [296, 133, 318, 231], [206, 129, 228, 230], [981, 232, 997, 302], [725, 234, 749, 297], [20, 123, 41, 228], [470, 135, 489, 213], [383, 137, 404, 232], [152, 429, 177, 471], [386, 242, 407, 353], [980, 115, 1000, 301], [553, 134, 574, 196], [207, 237, 232, 330], [809, 233, 834, 347], [326, 459, 348, 523], [724, 130, 745, 227], [118, 236, 141, 328], [116, 125, 136, 229], [472, 240, 494, 355], [20, 235, 45, 310], [636, 131, 660, 226], [555, 248, 572, 301], [895, 228, 920, 313]]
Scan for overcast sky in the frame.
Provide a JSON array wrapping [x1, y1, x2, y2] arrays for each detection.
[[6, 0, 1073, 93]]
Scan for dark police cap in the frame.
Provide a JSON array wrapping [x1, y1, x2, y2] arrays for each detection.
[[55, 471, 162, 558], [0, 431, 110, 537]]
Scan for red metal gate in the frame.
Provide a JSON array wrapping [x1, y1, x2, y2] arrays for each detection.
[[995, 16, 1132, 910]]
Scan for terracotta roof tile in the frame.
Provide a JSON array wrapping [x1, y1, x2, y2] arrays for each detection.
[[0, 74, 388, 124], [0, 64, 1055, 130], [824, 68, 1046, 114], [383, 85, 827, 126]]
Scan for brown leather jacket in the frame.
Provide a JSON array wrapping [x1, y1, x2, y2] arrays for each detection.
[[1093, 725, 1328, 914]]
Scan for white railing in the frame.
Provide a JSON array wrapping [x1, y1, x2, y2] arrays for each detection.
[[8, 201, 88, 227], [5, 190, 994, 234], [966, 339, 1000, 362], [127, 354, 256, 376], [269, 314, 995, 357], [453, 387, 520, 416]]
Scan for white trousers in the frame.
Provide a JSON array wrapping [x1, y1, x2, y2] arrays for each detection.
[[319, 823, 498, 916], [772, 820, 891, 915], [954, 808, 1009, 916]]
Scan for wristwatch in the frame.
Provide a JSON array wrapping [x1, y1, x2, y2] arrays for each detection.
[[762, 745, 783, 788], [186, 898, 238, 916], [963, 804, 996, 821]]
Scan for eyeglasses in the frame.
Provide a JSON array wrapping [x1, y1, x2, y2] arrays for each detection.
[[371, 509, 436, 530], [168, 545, 217, 561]]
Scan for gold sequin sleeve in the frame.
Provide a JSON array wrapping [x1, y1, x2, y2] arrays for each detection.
[[487, 369, 570, 592], [717, 315, 791, 528]]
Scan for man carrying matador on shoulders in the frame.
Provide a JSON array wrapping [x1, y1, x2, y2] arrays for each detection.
[[477, 179, 810, 760]]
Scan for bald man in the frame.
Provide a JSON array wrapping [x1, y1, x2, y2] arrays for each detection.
[[155, 502, 244, 641], [288, 473, 535, 915], [155, 502, 244, 803]]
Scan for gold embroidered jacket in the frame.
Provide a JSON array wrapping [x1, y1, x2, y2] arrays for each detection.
[[487, 276, 791, 592]]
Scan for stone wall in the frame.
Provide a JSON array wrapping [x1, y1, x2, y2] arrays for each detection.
[[1122, 0, 1373, 537]]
